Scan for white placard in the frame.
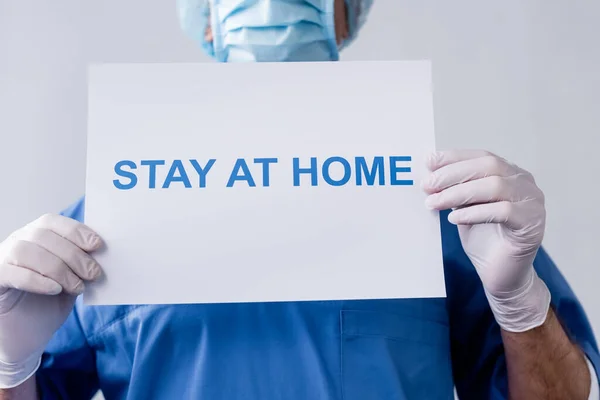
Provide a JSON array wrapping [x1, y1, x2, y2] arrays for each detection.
[[84, 60, 446, 305]]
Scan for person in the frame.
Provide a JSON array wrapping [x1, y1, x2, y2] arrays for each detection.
[[0, 1, 598, 399]]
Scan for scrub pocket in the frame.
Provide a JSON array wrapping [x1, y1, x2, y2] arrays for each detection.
[[341, 310, 454, 400]]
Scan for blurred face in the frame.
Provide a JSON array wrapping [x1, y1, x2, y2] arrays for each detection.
[[204, 0, 350, 59]]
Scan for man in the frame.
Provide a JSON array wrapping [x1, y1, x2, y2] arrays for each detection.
[[0, 0, 598, 399]]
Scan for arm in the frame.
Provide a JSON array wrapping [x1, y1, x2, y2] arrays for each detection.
[[0, 299, 99, 400], [427, 150, 600, 398], [444, 240, 600, 399], [0, 377, 37, 400], [0, 201, 102, 400], [503, 308, 590, 399]]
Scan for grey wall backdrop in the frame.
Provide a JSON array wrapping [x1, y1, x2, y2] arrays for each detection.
[[1, 0, 599, 352]]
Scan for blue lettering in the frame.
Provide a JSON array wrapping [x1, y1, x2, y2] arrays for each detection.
[[227, 159, 256, 187], [293, 157, 318, 187], [253, 158, 278, 187], [113, 160, 137, 190], [355, 156, 385, 186], [162, 160, 192, 189], [140, 160, 166, 189], [189, 159, 216, 188], [115, 156, 414, 189], [389, 156, 413, 185], [322, 157, 351, 186]]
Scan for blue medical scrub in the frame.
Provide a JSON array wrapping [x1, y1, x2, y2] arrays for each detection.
[[36, 197, 600, 399]]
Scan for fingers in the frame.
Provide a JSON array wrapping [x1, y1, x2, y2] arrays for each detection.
[[28, 214, 102, 252], [422, 150, 546, 232], [425, 175, 522, 210], [0, 214, 103, 296], [2, 240, 86, 295], [422, 155, 516, 194], [426, 149, 495, 171], [447, 200, 543, 231], [423, 150, 542, 210], [0, 263, 62, 295], [448, 202, 515, 226], [17, 227, 102, 281]]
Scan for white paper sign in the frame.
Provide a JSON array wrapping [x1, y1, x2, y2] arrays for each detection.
[[84, 60, 446, 305]]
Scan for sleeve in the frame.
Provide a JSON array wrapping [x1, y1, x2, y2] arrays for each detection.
[[35, 302, 100, 400], [441, 213, 600, 399]]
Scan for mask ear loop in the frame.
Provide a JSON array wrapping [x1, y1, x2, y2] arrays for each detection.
[[323, 0, 341, 61], [177, 0, 216, 58], [203, 2, 215, 57], [338, 0, 357, 51], [209, 0, 229, 62]]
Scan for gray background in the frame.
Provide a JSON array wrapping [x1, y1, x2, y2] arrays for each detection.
[[1, 1, 599, 396]]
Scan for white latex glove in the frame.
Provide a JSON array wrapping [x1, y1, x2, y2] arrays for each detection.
[[0, 214, 103, 389], [422, 150, 551, 333]]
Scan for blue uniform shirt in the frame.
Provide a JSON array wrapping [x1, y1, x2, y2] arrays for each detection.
[[36, 198, 600, 399]]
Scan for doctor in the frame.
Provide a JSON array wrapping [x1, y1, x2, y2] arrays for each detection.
[[0, 0, 598, 399]]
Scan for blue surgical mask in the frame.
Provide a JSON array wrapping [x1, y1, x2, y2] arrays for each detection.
[[209, 0, 338, 62], [177, 0, 375, 62]]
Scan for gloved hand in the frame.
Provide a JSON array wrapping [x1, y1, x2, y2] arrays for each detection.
[[422, 149, 551, 333], [0, 214, 103, 389]]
